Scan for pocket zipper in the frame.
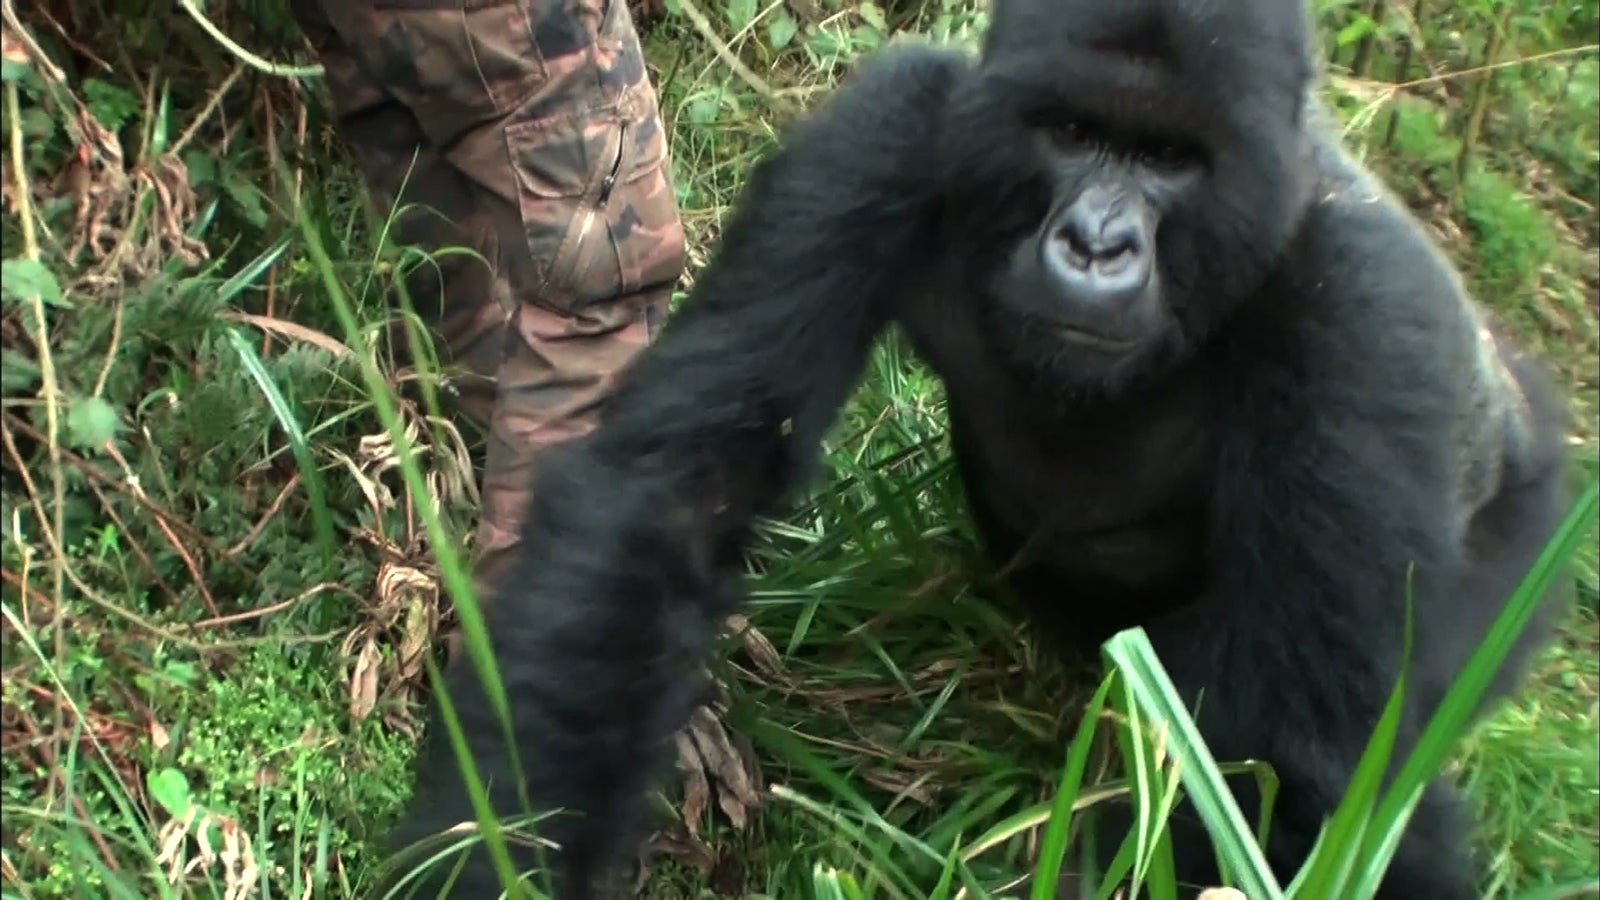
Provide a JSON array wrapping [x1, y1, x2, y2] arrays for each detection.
[[556, 122, 628, 300], [597, 121, 627, 205], [572, 122, 626, 249]]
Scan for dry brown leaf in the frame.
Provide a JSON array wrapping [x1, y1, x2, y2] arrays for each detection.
[[220, 311, 354, 359], [154, 807, 260, 900], [328, 448, 393, 523], [421, 413, 481, 509], [376, 563, 438, 611], [63, 112, 126, 262], [213, 816, 260, 900], [348, 636, 381, 721], [155, 806, 195, 881], [148, 153, 207, 267], [673, 730, 712, 837], [684, 705, 762, 831], [331, 563, 445, 732], [149, 717, 170, 752], [378, 564, 441, 661], [637, 827, 716, 890], [861, 766, 937, 805], [725, 613, 787, 682], [394, 580, 440, 683]]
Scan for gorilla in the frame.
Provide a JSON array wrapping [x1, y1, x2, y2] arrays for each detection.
[[381, 0, 1571, 896]]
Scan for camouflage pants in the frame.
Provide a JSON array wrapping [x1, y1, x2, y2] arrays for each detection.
[[289, 0, 686, 594]]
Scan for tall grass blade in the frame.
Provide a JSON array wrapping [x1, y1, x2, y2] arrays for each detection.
[[1030, 671, 1118, 900], [1103, 629, 1286, 900], [224, 328, 337, 576]]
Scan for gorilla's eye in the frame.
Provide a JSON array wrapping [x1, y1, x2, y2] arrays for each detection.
[[1133, 140, 1199, 171], [1048, 119, 1094, 146]]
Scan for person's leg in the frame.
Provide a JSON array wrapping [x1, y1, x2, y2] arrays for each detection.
[[287, 10, 760, 879], [289, 0, 516, 431], [289, 0, 686, 598]]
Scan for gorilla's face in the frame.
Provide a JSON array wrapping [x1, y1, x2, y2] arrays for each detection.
[[935, 1, 1318, 400], [979, 118, 1210, 394]]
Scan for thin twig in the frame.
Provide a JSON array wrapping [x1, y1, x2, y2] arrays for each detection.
[[170, 63, 248, 157], [227, 472, 303, 556], [174, 0, 323, 78], [12, 705, 123, 872], [101, 442, 220, 617], [0, 425, 193, 645], [2, 413, 256, 579], [90, 294, 123, 399], [674, 0, 798, 115], [1347, 43, 1599, 93], [0, 0, 65, 83], [190, 582, 358, 631], [5, 5, 71, 767], [84, 480, 186, 610], [1, 567, 58, 618]]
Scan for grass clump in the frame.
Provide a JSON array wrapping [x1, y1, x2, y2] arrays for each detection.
[[2, 0, 1598, 898]]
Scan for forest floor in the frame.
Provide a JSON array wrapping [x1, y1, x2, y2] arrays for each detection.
[[1, 2, 1596, 898]]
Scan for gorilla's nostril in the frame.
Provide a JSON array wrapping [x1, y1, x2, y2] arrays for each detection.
[[1053, 229, 1094, 271], [1107, 232, 1136, 256], [1097, 245, 1136, 276]]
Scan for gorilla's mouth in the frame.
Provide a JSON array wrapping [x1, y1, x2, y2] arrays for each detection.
[[1046, 321, 1144, 353]]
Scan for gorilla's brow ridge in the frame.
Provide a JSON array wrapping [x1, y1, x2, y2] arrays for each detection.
[[1081, 10, 1177, 63]]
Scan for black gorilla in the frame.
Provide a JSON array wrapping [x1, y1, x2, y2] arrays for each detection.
[[383, 0, 1570, 896]]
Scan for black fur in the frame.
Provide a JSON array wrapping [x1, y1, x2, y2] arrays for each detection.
[[380, 1, 1570, 896]]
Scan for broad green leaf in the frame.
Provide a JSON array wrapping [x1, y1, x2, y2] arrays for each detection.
[[859, 1, 889, 32], [1285, 594, 1412, 896], [726, 0, 757, 31], [2, 258, 71, 309], [1, 55, 30, 83], [769, 10, 800, 51], [66, 395, 123, 449], [1336, 15, 1376, 46], [146, 768, 192, 818], [687, 96, 720, 125], [225, 328, 336, 575]]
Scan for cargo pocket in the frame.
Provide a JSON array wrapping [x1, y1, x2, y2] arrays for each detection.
[[504, 91, 685, 317], [362, 0, 547, 147]]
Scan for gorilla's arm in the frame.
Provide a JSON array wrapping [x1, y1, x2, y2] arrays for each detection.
[[385, 43, 970, 898], [1134, 183, 1564, 897]]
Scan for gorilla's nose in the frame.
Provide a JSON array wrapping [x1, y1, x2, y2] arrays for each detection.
[[1046, 199, 1152, 304], [1057, 207, 1140, 267]]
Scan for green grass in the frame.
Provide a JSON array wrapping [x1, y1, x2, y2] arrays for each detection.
[[2, 1, 1598, 898], [1462, 630, 1600, 897]]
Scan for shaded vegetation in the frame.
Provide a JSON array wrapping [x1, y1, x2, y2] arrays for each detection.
[[1, 0, 1596, 897]]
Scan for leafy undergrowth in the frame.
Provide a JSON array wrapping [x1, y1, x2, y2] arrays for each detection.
[[1, 1, 1597, 899]]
